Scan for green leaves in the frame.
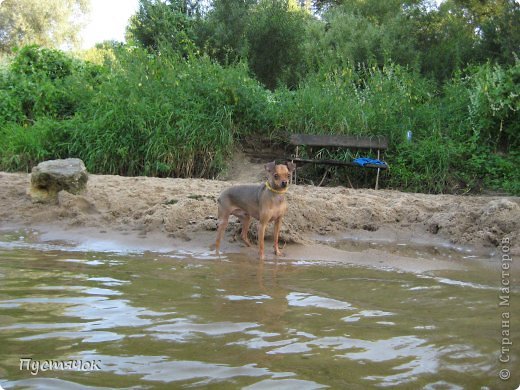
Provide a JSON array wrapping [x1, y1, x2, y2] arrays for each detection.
[[1, 40, 518, 193], [127, 0, 200, 57], [0, 0, 89, 53], [245, 0, 308, 90], [467, 61, 520, 150]]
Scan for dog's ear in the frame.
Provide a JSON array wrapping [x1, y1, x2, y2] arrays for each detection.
[[265, 161, 276, 173], [286, 161, 296, 173]]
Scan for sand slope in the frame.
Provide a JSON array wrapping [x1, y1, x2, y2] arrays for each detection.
[[1, 172, 518, 255]]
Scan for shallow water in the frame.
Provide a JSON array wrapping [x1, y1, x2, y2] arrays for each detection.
[[0, 230, 518, 389]]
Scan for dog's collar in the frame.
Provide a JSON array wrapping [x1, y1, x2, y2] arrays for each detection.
[[265, 181, 288, 195]]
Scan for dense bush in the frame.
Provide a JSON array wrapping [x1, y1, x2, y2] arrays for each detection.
[[271, 64, 431, 139], [0, 46, 271, 178], [268, 61, 519, 194], [0, 0, 518, 195], [245, 0, 308, 90], [64, 49, 270, 177], [0, 46, 103, 170], [126, 0, 200, 57], [467, 62, 520, 151], [0, 46, 103, 124]]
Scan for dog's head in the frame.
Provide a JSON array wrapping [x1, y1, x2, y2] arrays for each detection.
[[265, 161, 296, 190]]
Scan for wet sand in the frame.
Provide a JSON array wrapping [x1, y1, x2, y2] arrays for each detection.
[[1, 171, 519, 272]]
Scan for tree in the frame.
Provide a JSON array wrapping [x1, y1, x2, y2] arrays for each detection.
[[126, 0, 200, 55], [0, 0, 90, 53], [197, 0, 256, 64], [410, 1, 477, 81], [304, 1, 420, 73], [245, 0, 309, 89], [467, 0, 520, 65], [410, 0, 519, 79]]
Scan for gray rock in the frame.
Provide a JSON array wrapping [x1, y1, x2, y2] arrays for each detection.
[[30, 158, 88, 204]]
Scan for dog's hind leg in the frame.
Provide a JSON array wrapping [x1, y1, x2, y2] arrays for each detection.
[[230, 209, 252, 247], [215, 207, 230, 254], [239, 214, 252, 247]]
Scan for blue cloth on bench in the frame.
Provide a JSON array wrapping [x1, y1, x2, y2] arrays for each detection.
[[352, 157, 386, 167]]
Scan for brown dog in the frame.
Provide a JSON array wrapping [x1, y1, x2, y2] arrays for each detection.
[[215, 161, 296, 259]]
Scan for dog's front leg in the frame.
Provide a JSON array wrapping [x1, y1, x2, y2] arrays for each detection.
[[257, 218, 269, 260], [273, 217, 283, 256]]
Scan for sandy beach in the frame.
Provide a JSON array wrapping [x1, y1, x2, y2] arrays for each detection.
[[1, 170, 519, 271]]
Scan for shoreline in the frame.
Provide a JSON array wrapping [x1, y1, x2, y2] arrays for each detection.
[[1, 171, 519, 273], [0, 222, 490, 274]]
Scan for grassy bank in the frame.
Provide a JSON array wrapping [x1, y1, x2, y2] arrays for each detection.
[[0, 46, 518, 194]]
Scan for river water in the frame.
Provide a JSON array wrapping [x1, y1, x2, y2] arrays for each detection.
[[0, 229, 518, 389]]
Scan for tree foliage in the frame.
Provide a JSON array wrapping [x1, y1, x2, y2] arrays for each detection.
[[0, 0, 518, 194], [126, 0, 518, 85], [197, 0, 256, 64], [245, 0, 308, 89], [126, 0, 201, 56], [304, 1, 420, 73], [0, 0, 90, 53]]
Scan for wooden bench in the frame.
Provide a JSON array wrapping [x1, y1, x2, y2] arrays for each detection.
[[289, 134, 389, 189]]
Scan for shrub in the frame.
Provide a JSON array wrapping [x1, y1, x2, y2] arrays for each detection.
[[10, 45, 76, 79], [271, 63, 435, 144], [245, 0, 309, 89], [64, 48, 270, 177], [467, 61, 520, 151], [0, 46, 103, 124], [0, 44, 517, 195], [0, 119, 56, 171]]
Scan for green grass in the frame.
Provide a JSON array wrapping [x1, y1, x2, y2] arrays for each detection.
[[0, 45, 518, 195]]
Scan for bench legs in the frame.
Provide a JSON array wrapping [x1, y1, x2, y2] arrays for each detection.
[[292, 145, 383, 189], [375, 150, 381, 190], [293, 146, 299, 185]]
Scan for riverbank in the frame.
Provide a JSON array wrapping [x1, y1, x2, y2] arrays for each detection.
[[1, 172, 519, 266]]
